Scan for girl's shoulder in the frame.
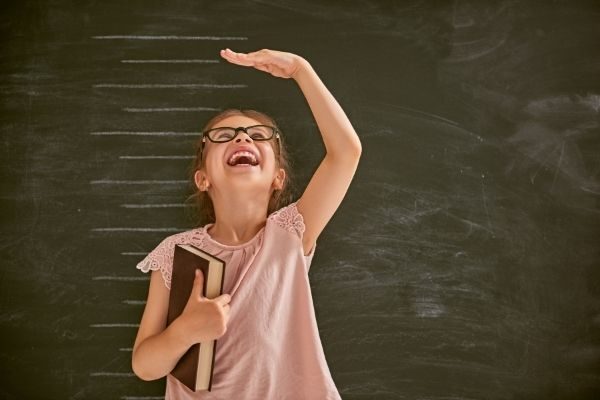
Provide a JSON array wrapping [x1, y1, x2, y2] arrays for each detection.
[[144, 228, 205, 258], [267, 200, 307, 240], [135, 228, 205, 289]]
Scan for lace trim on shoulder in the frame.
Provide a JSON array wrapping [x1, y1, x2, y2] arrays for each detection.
[[269, 201, 306, 240], [136, 229, 206, 290]]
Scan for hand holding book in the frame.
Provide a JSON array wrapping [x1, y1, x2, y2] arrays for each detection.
[[176, 269, 232, 347], [166, 244, 227, 392]]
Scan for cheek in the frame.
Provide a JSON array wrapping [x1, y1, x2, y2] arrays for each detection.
[[205, 145, 225, 165], [262, 144, 278, 163]]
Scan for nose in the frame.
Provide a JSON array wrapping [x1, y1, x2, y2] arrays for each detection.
[[234, 131, 253, 143]]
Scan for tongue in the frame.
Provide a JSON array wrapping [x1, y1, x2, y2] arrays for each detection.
[[232, 156, 255, 166], [230, 156, 254, 166]]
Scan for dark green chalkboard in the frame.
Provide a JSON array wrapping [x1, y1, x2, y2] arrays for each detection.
[[2, 1, 599, 399]]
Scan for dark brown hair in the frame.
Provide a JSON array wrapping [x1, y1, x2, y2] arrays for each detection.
[[184, 109, 295, 226]]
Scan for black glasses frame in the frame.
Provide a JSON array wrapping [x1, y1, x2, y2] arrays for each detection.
[[198, 125, 281, 163]]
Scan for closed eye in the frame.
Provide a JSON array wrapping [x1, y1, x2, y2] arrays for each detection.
[[214, 131, 234, 140]]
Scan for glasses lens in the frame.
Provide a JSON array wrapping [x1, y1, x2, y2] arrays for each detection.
[[247, 126, 274, 140], [208, 128, 236, 142]]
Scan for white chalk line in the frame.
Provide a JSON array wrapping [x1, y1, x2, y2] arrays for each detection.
[[121, 59, 218, 63], [123, 300, 146, 305], [90, 323, 139, 328], [119, 155, 194, 159], [93, 83, 246, 89], [91, 227, 184, 232], [121, 252, 147, 256], [120, 347, 133, 352], [92, 35, 247, 40], [123, 106, 220, 112], [93, 276, 148, 281], [120, 203, 189, 208], [90, 131, 198, 136], [90, 179, 188, 184]]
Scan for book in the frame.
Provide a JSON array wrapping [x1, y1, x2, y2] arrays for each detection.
[[166, 243, 226, 392]]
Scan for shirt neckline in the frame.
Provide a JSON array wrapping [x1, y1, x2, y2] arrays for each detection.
[[201, 223, 266, 250]]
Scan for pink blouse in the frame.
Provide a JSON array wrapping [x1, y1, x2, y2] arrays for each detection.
[[136, 201, 342, 399]]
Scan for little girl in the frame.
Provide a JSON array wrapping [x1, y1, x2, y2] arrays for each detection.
[[132, 48, 362, 399]]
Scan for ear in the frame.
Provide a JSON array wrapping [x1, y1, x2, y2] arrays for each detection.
[[194, 170, 210, 191], [273, 167, 286, 190]]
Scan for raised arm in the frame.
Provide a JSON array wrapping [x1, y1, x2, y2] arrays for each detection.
[[221, 48, 362, 255]]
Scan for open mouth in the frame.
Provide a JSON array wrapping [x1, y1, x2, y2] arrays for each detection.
[[227, 151, 260, 167]]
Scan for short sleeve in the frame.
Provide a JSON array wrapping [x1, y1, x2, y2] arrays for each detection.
[[136, 232, 190, 289], [269, 201, 317, 261], [270, 201, 306, 238]]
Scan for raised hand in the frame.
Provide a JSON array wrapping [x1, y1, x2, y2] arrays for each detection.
[[220, 48, 308, 79], [177, 269, 231, 345]]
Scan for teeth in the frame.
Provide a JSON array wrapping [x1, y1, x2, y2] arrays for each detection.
[[228, 151, 258, 166]]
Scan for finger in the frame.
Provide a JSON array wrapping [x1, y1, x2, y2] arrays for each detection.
[[193, 269, 205, 298], [220, 49, 255, 67], [219, 49, 245, 65], [247, 51, 282, 71], [222, 48, 272, 67], [215, 293, 231, 305]]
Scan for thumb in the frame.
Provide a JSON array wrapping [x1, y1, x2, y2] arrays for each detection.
[[193, 269, 205, 299]]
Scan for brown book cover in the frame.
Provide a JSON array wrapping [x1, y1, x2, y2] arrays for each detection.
[[167, 243, 226, 392]]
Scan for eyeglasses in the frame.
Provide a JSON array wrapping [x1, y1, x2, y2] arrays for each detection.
[[199, 125, 281, 162], [204, 125, 279, 142]]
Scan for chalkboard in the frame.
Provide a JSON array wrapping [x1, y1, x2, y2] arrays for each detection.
[[2, 1, 599, 399]]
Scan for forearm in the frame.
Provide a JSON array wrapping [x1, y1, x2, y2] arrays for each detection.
[[294, 59, 362, 157], [132, 318, 191, 381]]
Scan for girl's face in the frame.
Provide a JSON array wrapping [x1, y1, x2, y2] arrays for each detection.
[[194, 115, 285, 194]]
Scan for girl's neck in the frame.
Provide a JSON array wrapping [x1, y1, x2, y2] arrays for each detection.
[[208, 198, 269, 246]]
